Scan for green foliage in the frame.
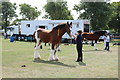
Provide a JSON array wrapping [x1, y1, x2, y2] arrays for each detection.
[[11, 18, 27, 25], [19, 3, 41, 20], [0, 3, 2, 29], [108, 2, 120, 33], [73, 2, 113, 30], [1, 2, 17, 32], [43, 2, 73, 20]]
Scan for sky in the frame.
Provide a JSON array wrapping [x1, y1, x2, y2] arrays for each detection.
[[10, 0, 120, 20]]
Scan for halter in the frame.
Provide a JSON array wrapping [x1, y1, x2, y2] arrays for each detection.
[[58, 29, 60, 36]]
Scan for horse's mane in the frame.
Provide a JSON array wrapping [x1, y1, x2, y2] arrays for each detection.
[[94, 30, 106, 35], [53, 23, 66, 30], [94, 30, 103, 33], [82, 32, 93, 34]]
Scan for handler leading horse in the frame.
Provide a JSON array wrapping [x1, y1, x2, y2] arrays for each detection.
[[33, 22, 72, 61], [82, 31, 107, 50]]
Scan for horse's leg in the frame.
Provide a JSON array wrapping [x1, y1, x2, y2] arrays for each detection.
[[34, 38, 41, 60], [58, 45, 61, 51], [49, 44, 55, 61], [49, 43, 51, 50], [45, 43, 46, 46], [94, 40, 98, 50], [54, 44, 59, 61], [91, 40, 94, 46], [49, 43, 50, 46], [48, 43, 51, 50]]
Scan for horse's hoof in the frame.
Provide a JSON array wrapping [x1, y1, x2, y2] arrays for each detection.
[[95, 48, 98, 50], [33, 57, 40, 62], [48, 58, 55, 61], [49, 59, 54, 61], [54, 59, 59, 61], [40, 46, 42, 49], [58, 49, 61, 51], [37, 57, 40, 60]]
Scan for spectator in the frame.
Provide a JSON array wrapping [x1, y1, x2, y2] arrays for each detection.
[[104, 33, 110, 51]]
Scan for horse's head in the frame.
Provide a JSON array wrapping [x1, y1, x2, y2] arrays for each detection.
[[94, 31, 107, 36], [65, 22, 72, 37]]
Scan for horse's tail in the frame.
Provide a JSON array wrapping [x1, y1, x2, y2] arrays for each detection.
[[33, 31, 37, 48], [33, 31, 36, 42]]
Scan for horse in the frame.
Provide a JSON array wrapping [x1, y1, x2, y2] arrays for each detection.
[[33, 22, 72, 61], [82, 31, 107, 50]]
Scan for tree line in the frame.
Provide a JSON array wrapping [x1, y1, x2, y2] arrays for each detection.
[[1, 1, 120, 33]]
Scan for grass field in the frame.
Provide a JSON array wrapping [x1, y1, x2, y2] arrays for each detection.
[[2, 38, 118, 78]]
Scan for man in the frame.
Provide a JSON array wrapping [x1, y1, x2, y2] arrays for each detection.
[[105, 33, 110, 51], [103, 34, 107, 50], [73, 30, 83, 62]]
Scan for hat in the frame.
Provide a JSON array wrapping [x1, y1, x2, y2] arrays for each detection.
[[77, 30, 82, 34], [77, 29, 82, 32]]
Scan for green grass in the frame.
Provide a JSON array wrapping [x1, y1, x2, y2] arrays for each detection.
[[2, 38, 118, 78]]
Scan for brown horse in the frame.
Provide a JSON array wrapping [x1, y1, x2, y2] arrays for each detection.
[[33, 22, 72, 61], [82, 31, 107, 50]]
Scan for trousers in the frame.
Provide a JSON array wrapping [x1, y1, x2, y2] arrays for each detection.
[[76, 44, 83, 62], [105, 42, 109, 51]]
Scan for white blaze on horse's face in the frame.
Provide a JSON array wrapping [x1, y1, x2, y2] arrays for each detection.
[[67, 22, 72, 37], [69, 27, 72, 37]]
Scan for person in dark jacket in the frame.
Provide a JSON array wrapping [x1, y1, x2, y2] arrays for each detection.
[[73, 30, 83, 62]]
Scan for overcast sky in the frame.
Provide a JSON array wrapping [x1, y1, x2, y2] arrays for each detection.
[[10, 0, 120, 20]]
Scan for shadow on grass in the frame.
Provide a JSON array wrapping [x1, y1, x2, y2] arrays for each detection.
[[33, 59, 76, 68], [78, 62, 86, 66], [83, 49, 104, 52]]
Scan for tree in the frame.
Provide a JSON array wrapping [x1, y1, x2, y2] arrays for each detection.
[[73, 2, 113, 30], [1, 2, 17, 32], [0, 3, 2, 29], [11, 18, 27, 25], [19, 3, 41, 20], [108, 2, 120, 33], [43, 2, 73, 20]]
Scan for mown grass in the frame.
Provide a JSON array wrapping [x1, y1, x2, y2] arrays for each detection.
[[2, 38, 118, 78]]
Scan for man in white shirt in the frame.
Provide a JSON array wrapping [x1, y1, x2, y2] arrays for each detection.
[[103, 35, 107, 50], [105, 33, 110, 51]]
